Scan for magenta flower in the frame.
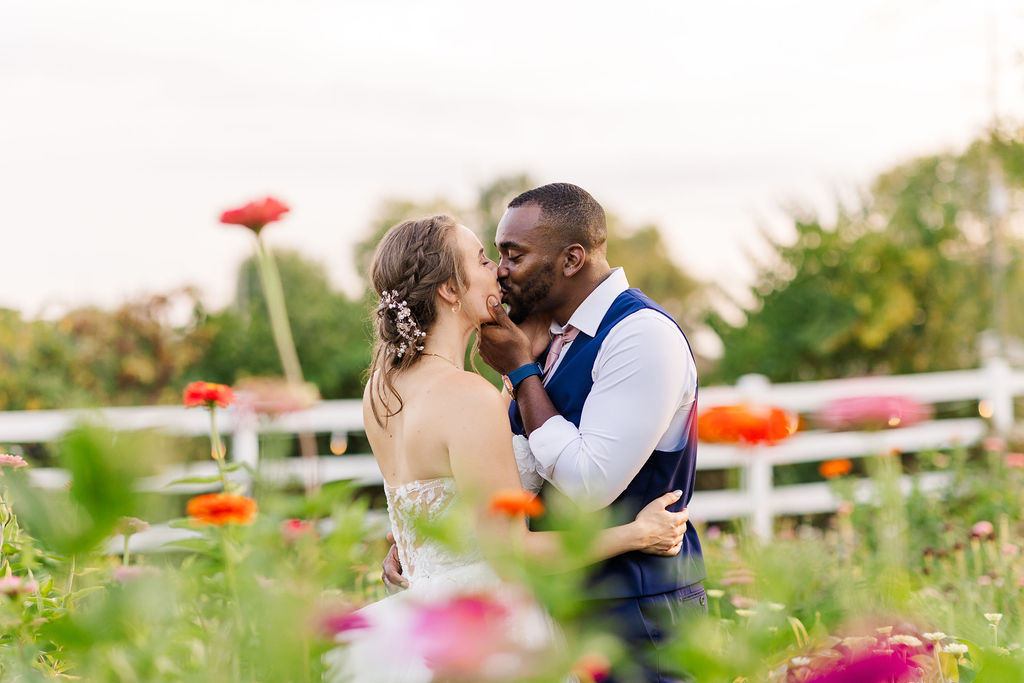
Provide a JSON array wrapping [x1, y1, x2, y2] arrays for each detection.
[[322, 609, 372, 636], [805, 650, 918, 683]]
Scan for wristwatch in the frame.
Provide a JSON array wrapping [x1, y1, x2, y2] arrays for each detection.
[[502, 362, 543, 400]]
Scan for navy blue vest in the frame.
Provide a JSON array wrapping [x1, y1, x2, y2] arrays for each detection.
[[509, 289, 706, 600]]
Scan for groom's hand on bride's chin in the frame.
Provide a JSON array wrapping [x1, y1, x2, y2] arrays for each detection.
[[480, 297, 533, 374]]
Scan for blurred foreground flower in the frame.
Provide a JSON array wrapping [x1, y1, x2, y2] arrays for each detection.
[[187, 493, 257, 526], [219, 196, 290, 235], [490, 489, 544, 517], [321, 607, 371, 636], [183, 381, 234, 409], [971, 520, 994, 538], [803, 650, 918, 683], [698, 405, 798, 445], [112, 565, 159, 584], [572, 652, 611, 682], [234, 377, 319, 417], [0, 453, 28, 469], [281, 518, 316, 543], [0, 575, 39, 597], [816, 395, 931, 431], [411, 595, 519, 678]]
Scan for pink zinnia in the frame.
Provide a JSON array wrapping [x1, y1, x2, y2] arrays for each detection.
[[0, 575, 38, 597], [972, 520, 995, 538], [0, 453, 28, 469], [817, 396, 931, 431], [1005, 453, 1024, 469], [412, 595, 513, 676]]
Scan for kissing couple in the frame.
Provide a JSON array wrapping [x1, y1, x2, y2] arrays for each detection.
[[332, 183, 706, 682]]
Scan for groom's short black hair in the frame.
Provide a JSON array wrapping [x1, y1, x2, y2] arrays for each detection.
[[508, 183, 607, 251]]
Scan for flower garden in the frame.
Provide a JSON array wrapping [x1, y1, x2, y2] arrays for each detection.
[[1, 197, 1023, 682]]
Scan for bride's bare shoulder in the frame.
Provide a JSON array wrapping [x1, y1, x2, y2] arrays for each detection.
[[431, 371, 503, 416]]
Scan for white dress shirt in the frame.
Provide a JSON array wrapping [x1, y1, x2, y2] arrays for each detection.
[[522, 268, 697, 511]]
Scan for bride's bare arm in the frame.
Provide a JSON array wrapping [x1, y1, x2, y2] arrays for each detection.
[[446, 377, 687, 571]]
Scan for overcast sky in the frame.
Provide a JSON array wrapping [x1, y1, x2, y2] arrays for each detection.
[[3, 0, 1023, 319]]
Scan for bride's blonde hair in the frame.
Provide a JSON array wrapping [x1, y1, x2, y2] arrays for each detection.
[[367, 215, 467, 426]]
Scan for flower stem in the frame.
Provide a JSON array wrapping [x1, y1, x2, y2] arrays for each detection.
[[209, 407, 231, 492], [254, 237, 319, 493], [64, 554, 76, 608], [123, 534, 131, 567], [933, 644, 946, 683], [255, 238, 303, 384], [221, 528, 246, 676]]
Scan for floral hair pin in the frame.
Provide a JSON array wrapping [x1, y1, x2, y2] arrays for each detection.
[[378, 290, 426, 358]]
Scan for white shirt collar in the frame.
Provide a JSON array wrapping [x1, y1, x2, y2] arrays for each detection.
[[550, 268, 629, 338]]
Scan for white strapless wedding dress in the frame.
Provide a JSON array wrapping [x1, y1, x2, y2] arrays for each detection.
[[325, 473, 556, 682]]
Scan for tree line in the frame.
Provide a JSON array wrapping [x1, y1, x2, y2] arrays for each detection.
[[2, 132, 1023, 410]]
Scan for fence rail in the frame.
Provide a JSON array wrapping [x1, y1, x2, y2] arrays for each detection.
[[1, 358, 1020, 546]]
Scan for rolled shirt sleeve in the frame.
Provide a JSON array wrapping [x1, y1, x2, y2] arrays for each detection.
[[526, 309, 697, 511]]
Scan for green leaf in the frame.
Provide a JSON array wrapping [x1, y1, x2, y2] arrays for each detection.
[[163, 538, 216, 555], [164, 476, 223, 487]]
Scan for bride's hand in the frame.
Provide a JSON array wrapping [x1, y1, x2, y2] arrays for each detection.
[[632, 490, 689, 556]]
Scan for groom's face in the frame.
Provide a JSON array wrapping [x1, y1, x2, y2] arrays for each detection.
[[494, 204, 558, 324]]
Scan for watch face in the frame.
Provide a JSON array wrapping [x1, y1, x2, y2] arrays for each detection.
[[502, 375, 515, 398]]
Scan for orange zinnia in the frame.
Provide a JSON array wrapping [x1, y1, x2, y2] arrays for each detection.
[[489, 489, 544, 517], [186, 493, 257, 526], [183, 381, 235, 408], [698, 405, 798, 445], [819, 458, 853, 479]]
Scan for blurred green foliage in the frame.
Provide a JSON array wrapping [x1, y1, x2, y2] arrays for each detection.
[[708, 132, 1024, 383]]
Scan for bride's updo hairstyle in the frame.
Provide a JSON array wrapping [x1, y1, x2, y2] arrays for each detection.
[[367, 214, 467, 426]]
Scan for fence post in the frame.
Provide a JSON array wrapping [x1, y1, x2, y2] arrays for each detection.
[[232, 414, 260, 471], [737, 374, 775, 539], [985, 356, 1014, 437]]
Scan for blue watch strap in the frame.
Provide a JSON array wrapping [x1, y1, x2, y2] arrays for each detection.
[[506, 362, 543, 389]]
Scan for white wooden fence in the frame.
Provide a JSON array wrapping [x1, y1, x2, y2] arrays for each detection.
[[0, 357, 1021, 546]]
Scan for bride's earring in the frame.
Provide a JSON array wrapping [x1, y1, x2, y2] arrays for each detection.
[[451, 300, 462, 313]]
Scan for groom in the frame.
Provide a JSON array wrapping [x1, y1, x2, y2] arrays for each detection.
[[478, 183, 706, 682]]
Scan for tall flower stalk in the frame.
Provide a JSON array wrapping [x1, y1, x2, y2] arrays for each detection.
[[220, 197, 319, 493]]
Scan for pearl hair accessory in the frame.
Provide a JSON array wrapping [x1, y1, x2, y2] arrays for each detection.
[[378, 290, 426, 358]]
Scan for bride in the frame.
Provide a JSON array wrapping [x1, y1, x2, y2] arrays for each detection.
[[329, 215, 689, 682]]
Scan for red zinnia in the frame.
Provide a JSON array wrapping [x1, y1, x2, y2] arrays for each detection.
[[219, 196, 290, 235], [186, 493, 257, 526], [281, 518, 317, 543], [698, 405, 798, 445], [489, 489, 545, 517], [183, 381, 234, 408]]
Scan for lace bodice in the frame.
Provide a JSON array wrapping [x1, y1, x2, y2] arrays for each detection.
[[383, 477, 484, 586]]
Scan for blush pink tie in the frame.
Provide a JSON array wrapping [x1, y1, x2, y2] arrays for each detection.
[[542, 325, 579, 375]]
